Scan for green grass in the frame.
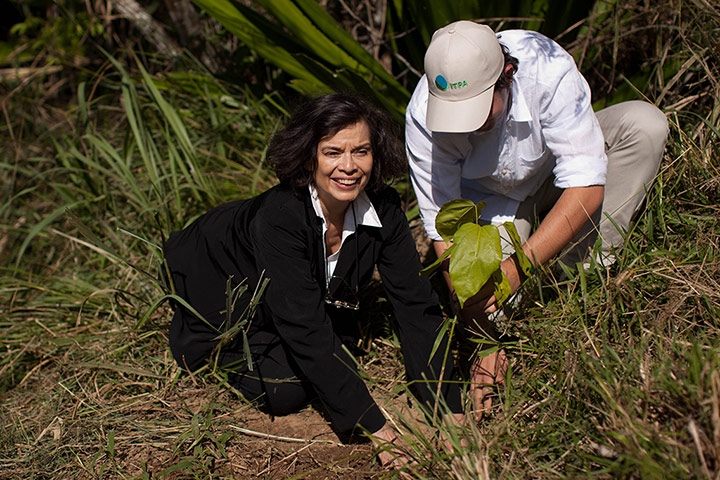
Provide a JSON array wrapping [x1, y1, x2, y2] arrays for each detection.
[[0, 52, 288, 478], [1, 0, 719, 478]]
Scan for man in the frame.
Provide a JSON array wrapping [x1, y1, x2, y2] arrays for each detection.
[[405, 21, 668, 417]]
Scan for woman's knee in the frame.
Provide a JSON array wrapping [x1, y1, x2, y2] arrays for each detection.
[[222, 334, 314, 415], [231, 373, 313, 416], [263, 380, 313, 415]]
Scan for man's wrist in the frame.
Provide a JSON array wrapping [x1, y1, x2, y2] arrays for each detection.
[[509, 253, 530, 282], [502, 254, 525, 292]]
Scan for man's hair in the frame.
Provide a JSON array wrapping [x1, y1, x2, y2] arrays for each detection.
[[495, 45, 519, 90], [267, 93, 405, 192]]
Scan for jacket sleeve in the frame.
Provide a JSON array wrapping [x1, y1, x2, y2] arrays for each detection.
[[375, 191, 463, 414], [250, 206, 386, 435]]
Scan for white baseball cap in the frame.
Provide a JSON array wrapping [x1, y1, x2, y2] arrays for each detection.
[[424, 21, 503, 133]]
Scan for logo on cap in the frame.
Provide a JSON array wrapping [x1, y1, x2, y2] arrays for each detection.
[[435, 75, 448, 91], [435, 75, 470, 92]]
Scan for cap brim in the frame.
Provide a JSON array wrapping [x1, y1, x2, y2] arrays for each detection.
[[426, 87, 494, 133]]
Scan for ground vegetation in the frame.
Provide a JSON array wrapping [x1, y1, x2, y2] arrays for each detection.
[[1, 0, 718, 478]]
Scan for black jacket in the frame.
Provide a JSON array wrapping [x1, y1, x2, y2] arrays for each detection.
[[165, 184, 461, 433]]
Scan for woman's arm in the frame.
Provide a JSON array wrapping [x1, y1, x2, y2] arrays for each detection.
[[251, 206, 386, 435], [374, 190, 463, 415]]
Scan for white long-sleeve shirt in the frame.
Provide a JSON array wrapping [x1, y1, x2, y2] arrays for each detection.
[[406, 30, 607, 241]]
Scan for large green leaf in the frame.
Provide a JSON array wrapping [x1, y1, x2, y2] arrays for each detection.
[[266, 0, 409, 100], [492, 269, 511, 307], [295, 53, 406, 119], [192, 0, 410, 119], [435, 199, 486, 244], [253, 0, 367, 74], [502, 221, 534, 277], [191, 0, 324, 91], [448, 223, 502, 307]]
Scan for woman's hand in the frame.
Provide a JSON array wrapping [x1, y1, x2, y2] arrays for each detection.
[[370, 423, 408, 469]]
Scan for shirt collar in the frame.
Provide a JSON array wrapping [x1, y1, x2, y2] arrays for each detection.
[[508, 80, 532, 122], [308, 184, 383, 229]]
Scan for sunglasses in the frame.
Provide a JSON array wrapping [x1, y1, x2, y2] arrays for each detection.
[[324, 275, 360, 310]]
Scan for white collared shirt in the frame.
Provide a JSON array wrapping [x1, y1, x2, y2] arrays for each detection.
[[406, 29, 608, 241], [309, 185, 382, 281]]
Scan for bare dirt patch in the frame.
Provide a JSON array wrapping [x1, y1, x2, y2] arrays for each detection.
[[118, 403, 383, 479]]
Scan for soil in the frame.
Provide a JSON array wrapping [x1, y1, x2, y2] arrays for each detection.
[[2, 369, 405, 479], [123, 402, 384, 479]]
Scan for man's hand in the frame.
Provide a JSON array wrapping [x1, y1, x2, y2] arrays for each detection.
[[437, 413, 470, 451], [432, 186, 601, 421], [459, 303, 508, 422], [433, 185, 604, 314], [463, 255, 524, 314], [470, 348, 508, 421]]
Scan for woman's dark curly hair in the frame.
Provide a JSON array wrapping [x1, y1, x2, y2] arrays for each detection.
[[267, 93, 406, 193]]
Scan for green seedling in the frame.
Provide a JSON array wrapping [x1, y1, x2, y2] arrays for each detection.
[[421, 199, 533, 307]]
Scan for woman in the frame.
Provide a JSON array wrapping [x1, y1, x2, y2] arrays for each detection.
[[164, 93, 463, 462]]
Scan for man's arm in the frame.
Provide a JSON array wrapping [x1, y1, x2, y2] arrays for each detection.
[[436, 185, 604, 314]]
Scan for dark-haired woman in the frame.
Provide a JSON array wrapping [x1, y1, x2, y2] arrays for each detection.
[[164, 93, 463, 465]]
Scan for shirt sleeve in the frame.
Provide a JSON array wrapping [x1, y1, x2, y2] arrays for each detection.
[[250, 208, 385, 434], [538, 55, 607, 188], [375, 191, 463, 414], [406, 79, 465, 241]]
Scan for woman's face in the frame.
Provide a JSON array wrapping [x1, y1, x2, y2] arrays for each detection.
[[313, 121, 373, 218]]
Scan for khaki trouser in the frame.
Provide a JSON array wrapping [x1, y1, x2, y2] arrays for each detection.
[[498, 100, 669, 268]]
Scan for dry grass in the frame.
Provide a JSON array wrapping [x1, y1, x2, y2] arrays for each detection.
[[1, 0, 719, 478]]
